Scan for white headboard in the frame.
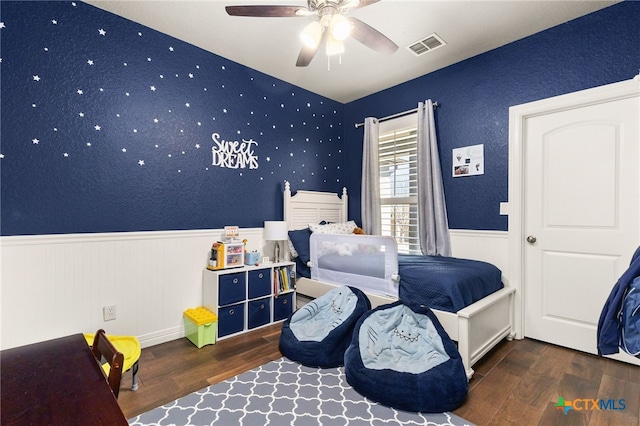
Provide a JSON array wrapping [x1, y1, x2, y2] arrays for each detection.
[[283, 181, 348, 230]]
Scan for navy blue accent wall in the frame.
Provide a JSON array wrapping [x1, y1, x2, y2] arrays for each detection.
[[343, 1, 640, 231], [0, 1, 344, 235], [2, 2, 639, 236]]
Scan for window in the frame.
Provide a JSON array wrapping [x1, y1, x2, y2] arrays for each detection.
[[378, 115, 420, 254]]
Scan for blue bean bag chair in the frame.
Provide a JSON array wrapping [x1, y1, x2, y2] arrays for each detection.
[[280, 286, 371, 368], [344, 301, 468, 413]]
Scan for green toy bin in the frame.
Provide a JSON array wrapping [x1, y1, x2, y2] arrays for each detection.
[[184, 307, 218, 348]]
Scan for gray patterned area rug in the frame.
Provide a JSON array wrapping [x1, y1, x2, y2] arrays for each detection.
[[128, 357, 474, 426]]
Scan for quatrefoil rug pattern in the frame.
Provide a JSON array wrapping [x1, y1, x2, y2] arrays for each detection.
[[128, 357, 474, 426]]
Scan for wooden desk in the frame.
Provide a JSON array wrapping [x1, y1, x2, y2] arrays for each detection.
[[1, 334, 129, 425]]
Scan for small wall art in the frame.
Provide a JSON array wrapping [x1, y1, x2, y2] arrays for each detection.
[[452, 144, 484, 177]]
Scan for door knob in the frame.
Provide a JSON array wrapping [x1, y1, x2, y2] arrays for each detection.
[[526, 235, 537, 244]]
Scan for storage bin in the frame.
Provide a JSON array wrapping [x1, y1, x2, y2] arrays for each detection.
[[218, 272, 246, 305], [248, 269, 271, 299], [248, 297, 271, 329], [184, 307, 218, 348], [218, 303, 245, 338], [274, 292, 294, 321]]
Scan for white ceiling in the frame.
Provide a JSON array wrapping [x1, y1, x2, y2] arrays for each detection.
[[85, 0, 618, 103]]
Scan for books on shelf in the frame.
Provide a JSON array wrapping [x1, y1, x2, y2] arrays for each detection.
[[273, 265, 295, 296]]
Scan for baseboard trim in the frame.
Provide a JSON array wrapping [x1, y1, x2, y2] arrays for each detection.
[[137, 326, 184, 349]]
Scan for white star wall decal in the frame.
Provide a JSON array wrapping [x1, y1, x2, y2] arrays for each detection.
[[3, 1, 344, 197]]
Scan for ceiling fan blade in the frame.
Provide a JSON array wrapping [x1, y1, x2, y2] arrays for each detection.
[[348, 17, 398, 54], [225, 5, 305, 17], [296, 30, 327, 67], [296, 45, 319, 67]]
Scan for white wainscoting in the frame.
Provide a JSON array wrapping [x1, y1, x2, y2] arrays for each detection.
[[0, 228, 265, 350], [0, 228, 508, 350]]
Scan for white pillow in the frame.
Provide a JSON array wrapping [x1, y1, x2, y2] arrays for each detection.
[[288, 238, 298, 258], [309, 220, 357, 235]]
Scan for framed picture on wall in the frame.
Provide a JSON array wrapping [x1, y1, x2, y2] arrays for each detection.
[[453, 144, 484, 177]]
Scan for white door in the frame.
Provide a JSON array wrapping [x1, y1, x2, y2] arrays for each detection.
[[522, 80, 639, 365]]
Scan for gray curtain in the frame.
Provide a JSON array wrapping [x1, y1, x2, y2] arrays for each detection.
[[417, 100, 451, 256], [361, 117, 381, 235]]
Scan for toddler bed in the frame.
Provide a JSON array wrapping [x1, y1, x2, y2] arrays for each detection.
[[283, 182, 515, 378]]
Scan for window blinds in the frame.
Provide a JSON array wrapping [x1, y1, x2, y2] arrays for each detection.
[[378, 127, 420, 254]]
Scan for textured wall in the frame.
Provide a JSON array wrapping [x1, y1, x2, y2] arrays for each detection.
[[0, 1, 344, 235], [343, 1, 640, 231], [3, 2, 639, 236]]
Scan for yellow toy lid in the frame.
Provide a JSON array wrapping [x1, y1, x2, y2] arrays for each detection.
[[184, 307, 218, 325]]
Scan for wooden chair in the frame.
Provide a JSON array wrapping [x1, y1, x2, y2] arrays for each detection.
[[90, 329, 124, 398], [84, 333, 141, 392]]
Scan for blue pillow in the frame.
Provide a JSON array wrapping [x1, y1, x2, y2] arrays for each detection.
[[288, 228, 312, 264], [294, 256, 311, 279]]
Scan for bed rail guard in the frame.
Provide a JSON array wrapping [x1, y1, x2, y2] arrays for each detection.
[[309, 233, 400, 298]]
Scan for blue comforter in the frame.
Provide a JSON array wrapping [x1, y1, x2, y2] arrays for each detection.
[[398, 254, 503, 313]]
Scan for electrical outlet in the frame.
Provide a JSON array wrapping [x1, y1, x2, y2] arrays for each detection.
[[103, 305, 116, 321]]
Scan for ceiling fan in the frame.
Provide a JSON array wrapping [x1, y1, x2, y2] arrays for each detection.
[[225, 0, 399, 67]]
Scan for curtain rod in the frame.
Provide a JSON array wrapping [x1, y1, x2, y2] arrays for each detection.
[[354, 101, 439, 128]]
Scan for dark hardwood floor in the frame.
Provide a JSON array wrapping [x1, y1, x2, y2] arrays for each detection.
[[118, 323, 639, 425]]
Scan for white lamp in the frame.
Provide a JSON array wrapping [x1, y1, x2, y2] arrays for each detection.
[[264, 221, 288, 263]]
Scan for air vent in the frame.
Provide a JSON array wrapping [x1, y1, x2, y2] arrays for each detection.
[[407, 33, 446, 56]]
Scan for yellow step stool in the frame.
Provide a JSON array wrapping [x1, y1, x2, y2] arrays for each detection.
[[84, 333, 141, 391]]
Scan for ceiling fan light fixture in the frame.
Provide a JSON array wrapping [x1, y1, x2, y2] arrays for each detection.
[[226, 0, 396, 67], [300, 21, 323, 48], [325, 33, 345, 56], [330, 14, 353, 41]]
